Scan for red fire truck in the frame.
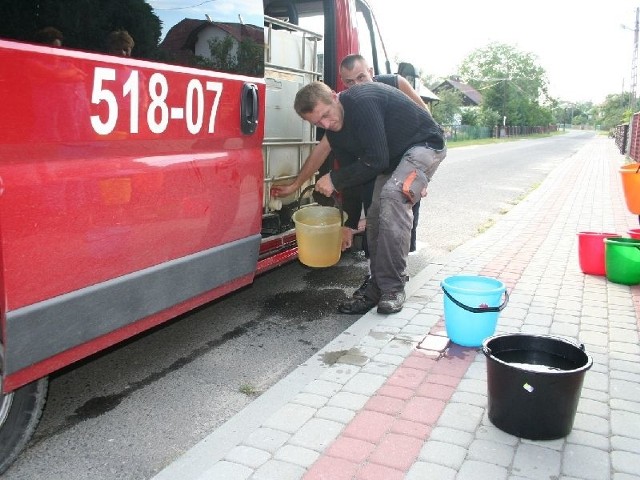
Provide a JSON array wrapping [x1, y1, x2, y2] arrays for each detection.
[[0, 0, 412, 471]]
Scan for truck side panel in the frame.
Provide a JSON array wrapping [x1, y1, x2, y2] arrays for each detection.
[[0, 41, 265, 390], [0, 0, 388, 392]]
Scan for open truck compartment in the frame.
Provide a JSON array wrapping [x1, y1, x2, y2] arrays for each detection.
[[261, 15, 322, 238]]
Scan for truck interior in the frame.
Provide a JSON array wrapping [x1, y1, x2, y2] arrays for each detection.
[[259, 1, 324, 256], [259, 0, 390, 261]]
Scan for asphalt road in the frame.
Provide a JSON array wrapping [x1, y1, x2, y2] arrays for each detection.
[[1, 130, 595, 480]]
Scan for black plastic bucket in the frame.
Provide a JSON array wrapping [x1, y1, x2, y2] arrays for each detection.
[[482, 333, 593, 440]]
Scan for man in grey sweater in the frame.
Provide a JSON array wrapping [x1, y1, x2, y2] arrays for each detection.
[[294, 81, 446, 314]]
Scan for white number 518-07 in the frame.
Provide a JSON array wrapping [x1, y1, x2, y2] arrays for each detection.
[[90, 67, 223, 136]]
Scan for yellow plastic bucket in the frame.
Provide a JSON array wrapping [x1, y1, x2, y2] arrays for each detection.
[[292, 206, 346, 268]]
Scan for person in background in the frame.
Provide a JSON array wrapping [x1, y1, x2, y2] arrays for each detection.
[[293, 81, 446, 314], [33, 26, 64, 47], [338, 54, 428, 255], [30, 26, 90, 141], [106, 29, 135, 57], [272, 55, 429, 297]]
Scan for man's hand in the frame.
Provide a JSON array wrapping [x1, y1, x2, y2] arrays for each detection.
[[271, 183, 298, 198], [315, 173, 335, 197], [341, 227, 356, 251]]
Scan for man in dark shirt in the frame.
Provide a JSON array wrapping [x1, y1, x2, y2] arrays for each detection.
[[273, 54, 428, 300], [294, 81, 446, 314], [339, 54, 427, 258]]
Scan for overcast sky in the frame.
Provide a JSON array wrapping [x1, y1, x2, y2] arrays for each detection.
[[367, 0, 639, 104], [151, 0, 638, 105]]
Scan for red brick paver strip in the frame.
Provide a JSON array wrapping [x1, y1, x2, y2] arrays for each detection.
[[302, 142, 637, 480]]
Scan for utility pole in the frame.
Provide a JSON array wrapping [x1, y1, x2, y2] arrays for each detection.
[[632, 7, 638, 112], [623, 7, 639, 112]]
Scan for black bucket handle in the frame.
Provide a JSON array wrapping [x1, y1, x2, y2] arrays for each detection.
[[296, 184, 344, 226], [441, 285, 509, 313], [483, 333, 586, 357]]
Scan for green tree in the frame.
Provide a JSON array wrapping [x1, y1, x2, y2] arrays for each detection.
[[236, 36, 264, 76], [195, 34, 263, 76], [431, 88, 463, 125], [550, 101, 595, 128], [597, 92, 634, 130], [204, 36, 237, 72], [459, 42, 551, 127], [477, 106, 502, 128], [460, 107, 479, 126]]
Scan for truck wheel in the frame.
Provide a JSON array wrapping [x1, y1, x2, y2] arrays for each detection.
[[0, 378, 48, 474]]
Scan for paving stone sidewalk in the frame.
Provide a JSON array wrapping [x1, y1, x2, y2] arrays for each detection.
[[153, 136, 640, 480]]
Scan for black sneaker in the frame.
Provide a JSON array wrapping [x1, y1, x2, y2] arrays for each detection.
[[338, 296, 377, 314], [377, 291, 406, 314], [352, 275, 371, 299]]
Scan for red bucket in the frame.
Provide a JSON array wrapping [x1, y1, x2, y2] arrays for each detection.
[[578, 232, 619, 275], [629, 228, 640, 239]]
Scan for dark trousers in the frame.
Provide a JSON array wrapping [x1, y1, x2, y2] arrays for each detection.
[[344, 179, 420, 256], [363, 145, 446, 298]]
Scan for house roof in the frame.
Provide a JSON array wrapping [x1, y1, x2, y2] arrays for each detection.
[[419, 85, 440, 102], [433, 77, 483, 106], [159, 18, 263, 57]]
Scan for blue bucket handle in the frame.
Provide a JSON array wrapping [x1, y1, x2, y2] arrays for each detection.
[[441, 285, 509, 313]]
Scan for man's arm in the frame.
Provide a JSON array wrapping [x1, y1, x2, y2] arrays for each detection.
[[397, 75, 429, 110], [271, 135, 331, 197]]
